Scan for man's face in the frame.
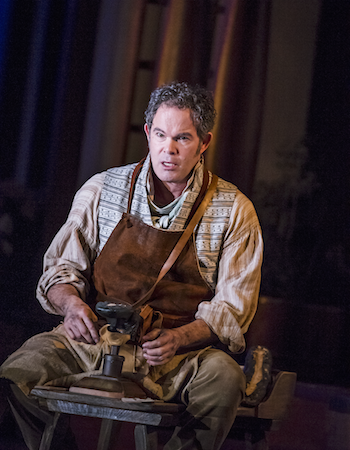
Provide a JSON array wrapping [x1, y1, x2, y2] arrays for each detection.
[[144, 105, 212, 196]]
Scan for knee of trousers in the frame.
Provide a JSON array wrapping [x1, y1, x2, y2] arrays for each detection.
[[0, 330, 85, 395], [188, 349, 246, 407]]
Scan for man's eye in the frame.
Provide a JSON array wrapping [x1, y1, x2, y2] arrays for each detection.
[[178, 136, 189, 141], [156, 132, 164, 138]]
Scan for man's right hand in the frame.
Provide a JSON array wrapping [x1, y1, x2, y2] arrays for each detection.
[[47, 284, 100, 344], [63, 299, 100, 344]]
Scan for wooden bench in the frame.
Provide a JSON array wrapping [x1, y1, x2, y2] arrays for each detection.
[[31, 370, 296, 450]]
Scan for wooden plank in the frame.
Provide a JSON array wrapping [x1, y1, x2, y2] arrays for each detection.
[[32, 370, 297, 430], [236, 406, 259, 418], [257, 371, 297, 421], [40, 398, 179, 427], [31, 387, 184, 414], [236, 371, 297, 420]]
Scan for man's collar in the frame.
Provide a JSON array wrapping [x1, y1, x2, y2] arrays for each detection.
[[144, 153, 205, 199]]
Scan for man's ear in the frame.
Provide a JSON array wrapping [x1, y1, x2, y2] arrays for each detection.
[[200, 132, 213, 154], [144, 123, 150, 140]]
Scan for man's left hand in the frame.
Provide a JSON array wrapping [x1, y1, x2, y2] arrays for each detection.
[[142, 320, 217, 366], [142, 328, 181, 366]]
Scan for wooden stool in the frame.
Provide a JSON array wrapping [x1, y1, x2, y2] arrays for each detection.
[[31, 370, 296, 450], [229, 370, 297, 449]]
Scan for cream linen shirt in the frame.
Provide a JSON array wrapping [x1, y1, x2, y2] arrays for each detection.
[[37, 170, 263, 353]]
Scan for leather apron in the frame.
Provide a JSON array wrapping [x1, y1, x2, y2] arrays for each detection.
[[92, 161, 213, 333]]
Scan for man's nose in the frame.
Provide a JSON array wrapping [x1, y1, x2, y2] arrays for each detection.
[[163, 138, 178, 154]]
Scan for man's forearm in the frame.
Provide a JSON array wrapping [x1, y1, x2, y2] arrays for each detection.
[[176, 319, 218, 349], [47, 283, 83, 316], [47, 283, 99, 344], [142, 318, 219, 365]]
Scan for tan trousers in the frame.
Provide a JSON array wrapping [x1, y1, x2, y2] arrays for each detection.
[[0, 326, 245, 450]]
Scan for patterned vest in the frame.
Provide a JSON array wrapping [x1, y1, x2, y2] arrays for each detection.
[[97, 156, 237, 290]]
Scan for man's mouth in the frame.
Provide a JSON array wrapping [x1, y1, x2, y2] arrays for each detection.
[[162, 161, 177, 168]]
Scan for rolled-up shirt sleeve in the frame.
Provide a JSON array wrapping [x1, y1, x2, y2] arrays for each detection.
[[36, 173, 105, 314], [196, 191, 263, 353]]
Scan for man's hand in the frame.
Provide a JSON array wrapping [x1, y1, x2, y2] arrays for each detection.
[[47, 284, 100, 344], [142, 319, 217, 366], [142, 328, 182, 365], [63, 299, 100, 344]]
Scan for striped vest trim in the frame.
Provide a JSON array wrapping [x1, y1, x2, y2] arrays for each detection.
[[97, 155, 237, 290]]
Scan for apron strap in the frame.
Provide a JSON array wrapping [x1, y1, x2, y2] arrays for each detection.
[[184, 168, 209, 227], [132, 173, 218, 309], [127, 158, 146, 213]]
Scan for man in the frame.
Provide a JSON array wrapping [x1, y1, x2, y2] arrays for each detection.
[[0, 82, 263, 450]]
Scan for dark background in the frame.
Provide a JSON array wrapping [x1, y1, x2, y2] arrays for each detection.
[[0, 0, 349, 388]]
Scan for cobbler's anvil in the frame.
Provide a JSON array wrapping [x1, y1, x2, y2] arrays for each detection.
[[69, 301, 147, 398]]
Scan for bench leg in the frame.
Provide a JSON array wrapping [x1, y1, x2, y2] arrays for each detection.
[[97, 418, 122, 450], [245, 430, 268, 450], [38, 412, 60, 450], [134, 424, 158, 450]]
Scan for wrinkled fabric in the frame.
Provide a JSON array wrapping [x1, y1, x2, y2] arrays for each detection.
[[164, 349, 246, 450], [1, 339, 244, 450], [1, 155, 262, 450], [1, 324, 211, 402], [37, 156, 263, 353]]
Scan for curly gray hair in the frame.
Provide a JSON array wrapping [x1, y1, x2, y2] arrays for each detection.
[[144, 82, 216, 141]]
